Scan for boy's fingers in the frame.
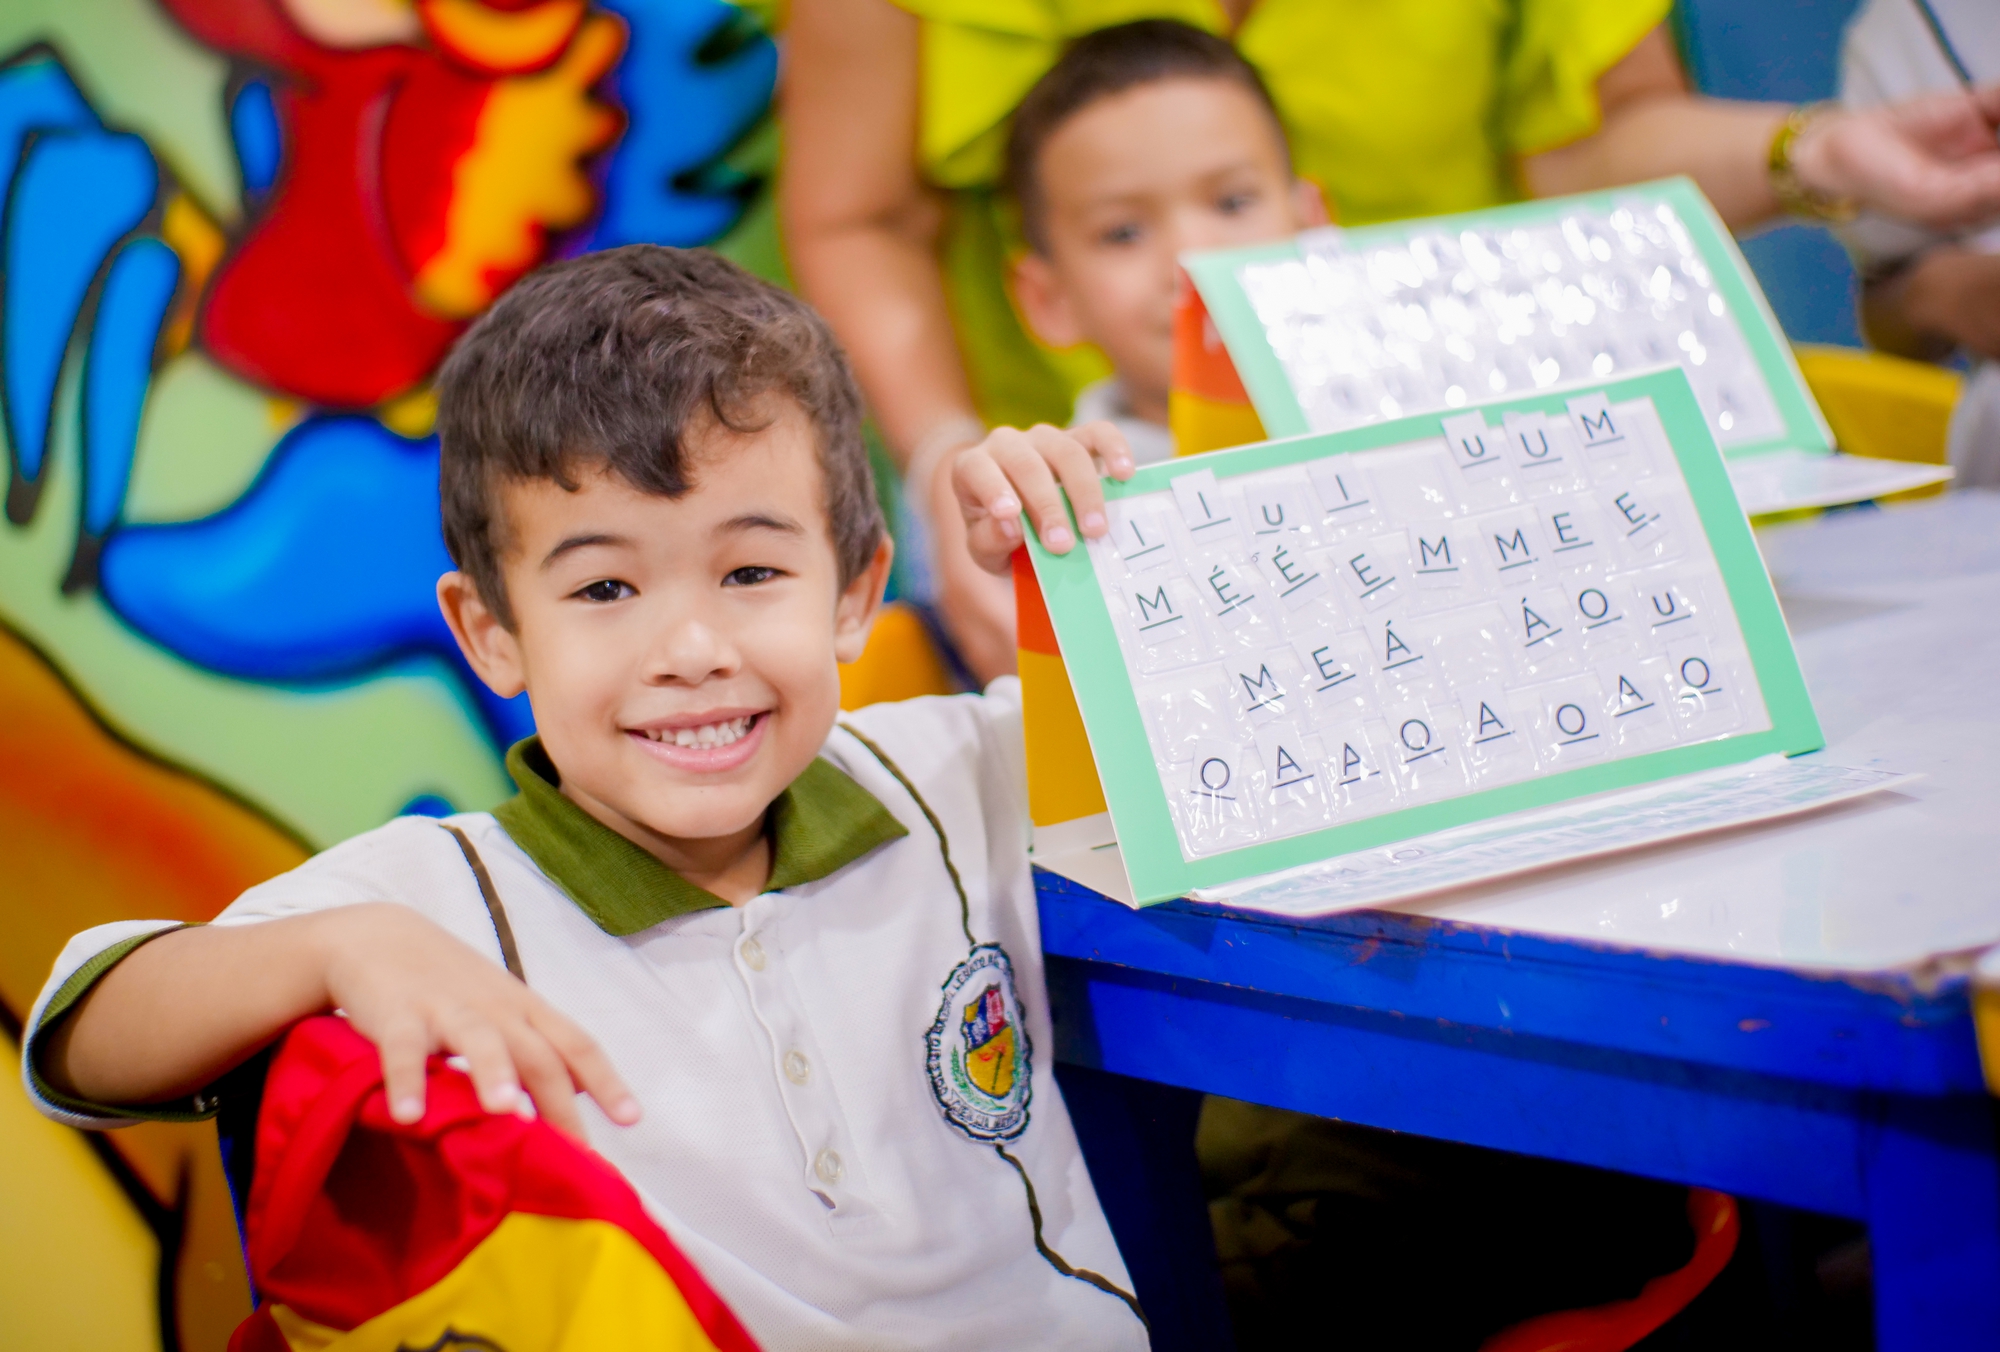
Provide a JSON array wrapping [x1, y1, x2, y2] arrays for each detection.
[[988, 433, 1073, 553], [1071, 419, 1137, 481], [377, 1015, 432, 1124], [951, 446, 1024, 546], [506, 1026, 585, 1140], [443, 1016, 520, 1116], [534, 1008, 641, 1126], [1029, 424, 1110, 539]]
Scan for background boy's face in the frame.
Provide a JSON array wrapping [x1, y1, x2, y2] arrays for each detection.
[[442, 402, 887, 867], [1013, 77, 1326, 423]]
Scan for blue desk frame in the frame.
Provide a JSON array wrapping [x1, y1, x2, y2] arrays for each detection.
[[1041, 871, 2000, 1351]]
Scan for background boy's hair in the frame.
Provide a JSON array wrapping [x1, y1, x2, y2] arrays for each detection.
[[1003, 19, 1285, 255], [436, 245, 881, 628]]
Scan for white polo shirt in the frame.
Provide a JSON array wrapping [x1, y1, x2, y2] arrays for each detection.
[[24, 680, 1148, 1351]]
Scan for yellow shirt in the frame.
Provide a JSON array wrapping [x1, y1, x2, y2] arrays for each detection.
[[892, 0, 1670, 426]]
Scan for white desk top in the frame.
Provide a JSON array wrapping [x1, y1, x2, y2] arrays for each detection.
[[1392, 490, 2000, 975]]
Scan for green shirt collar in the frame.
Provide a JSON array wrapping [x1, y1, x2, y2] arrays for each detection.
[[492, 736, 908, 937]]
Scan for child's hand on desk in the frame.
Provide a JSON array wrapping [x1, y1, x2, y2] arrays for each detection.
[[320, 903, 640, 1140], [950, 421, 1136, 574]]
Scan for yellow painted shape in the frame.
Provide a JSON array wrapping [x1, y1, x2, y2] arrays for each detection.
[[269, 1212, 724, 1351], [838, 601, 955, 710], [1020, 647, 1106, 827], [377, 384, 439, 440], [1795, 345, 1960, 489], [414, 15, 625, 319], [420, 0, 587, 74], [1168, 388, 1268, 458], [157, 192, 225, 358], [0, 1036, 163, 1352]]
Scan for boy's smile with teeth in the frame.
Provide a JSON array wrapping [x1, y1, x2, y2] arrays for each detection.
[[637, 714, 759, 748]]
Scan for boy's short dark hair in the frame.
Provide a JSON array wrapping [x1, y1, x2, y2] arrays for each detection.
[[436, 245, 880, 628], [1003, 19, 1285, 255]]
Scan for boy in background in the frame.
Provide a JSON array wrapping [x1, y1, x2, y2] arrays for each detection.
[[26, 245, 1148, 1351], [1003, 20, 1329, 463]]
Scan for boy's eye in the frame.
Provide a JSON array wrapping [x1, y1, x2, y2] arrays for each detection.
[[1217, 191, 1258, 215], [724, 565, 782, 587], [1098, 221, 1143, 247], [574, 579, 634, 603]]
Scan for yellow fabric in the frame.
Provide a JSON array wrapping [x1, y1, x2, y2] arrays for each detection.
[[268, 1212, 724, 1352], [895, 0, 1670, 426]]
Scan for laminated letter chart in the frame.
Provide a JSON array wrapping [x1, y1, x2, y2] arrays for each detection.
[[1028, 367, 1823, 905]]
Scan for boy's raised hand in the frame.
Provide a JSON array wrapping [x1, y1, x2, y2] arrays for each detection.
[[950, 420, 1136, 574]]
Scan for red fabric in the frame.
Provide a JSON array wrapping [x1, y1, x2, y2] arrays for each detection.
[[1478, 1188, 1741, 1352], [229, 1015, 756, 1351]]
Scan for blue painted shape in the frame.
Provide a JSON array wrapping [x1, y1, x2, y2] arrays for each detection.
[[228, 78, 283, 197], [0, 52, 98, 199], [579, 0, 776, 250], [1676, 0, 1868, 347], [398, 793, 457, 819], [81, 236, 178, 538], [98, 415, 534, 746], [1037, 872, 1986, 1097], [2, 130, 157, 486]]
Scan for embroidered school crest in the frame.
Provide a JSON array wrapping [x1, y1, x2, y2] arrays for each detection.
[[926, 944, 1032, 1142]]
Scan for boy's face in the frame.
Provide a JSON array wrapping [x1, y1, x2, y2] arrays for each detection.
[[440, 401, 889, 882], [1013, 76, 1326, 424]]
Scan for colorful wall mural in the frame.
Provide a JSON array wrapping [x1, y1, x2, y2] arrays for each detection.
[[0, 0, 779, 1344]]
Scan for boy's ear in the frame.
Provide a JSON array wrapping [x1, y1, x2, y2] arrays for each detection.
[[1011, 252, 1088, 350], [1292, 175, 1333, 230], [833, 536, 895, 665], [437, 572, 528, 699]]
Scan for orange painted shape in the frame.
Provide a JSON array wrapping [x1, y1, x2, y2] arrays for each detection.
[[1171, 271, 1253, 404], [1015, 533, 1108, 825], [158, 193, 226, 358], [838, 602, 956, 710], [412, 13, 626, 319], [419, 0, 588, 75]]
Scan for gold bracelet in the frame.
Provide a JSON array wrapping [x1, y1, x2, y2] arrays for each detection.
[[1768, 102, 1860, 223]]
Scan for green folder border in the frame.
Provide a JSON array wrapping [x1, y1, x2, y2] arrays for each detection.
[[1027, 366, 1824, 906], [1181, 177, 1834, 460]]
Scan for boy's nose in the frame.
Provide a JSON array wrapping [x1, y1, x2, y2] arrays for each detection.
[[642, 614, 739, 684]]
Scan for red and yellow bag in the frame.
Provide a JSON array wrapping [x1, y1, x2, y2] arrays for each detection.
[[228, 1015, 757, 1352]]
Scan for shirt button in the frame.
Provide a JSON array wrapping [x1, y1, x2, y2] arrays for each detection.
[[814, 1148, 843, 1185], [740, 936, 766, 971], [784, 1050, 811, 1085]]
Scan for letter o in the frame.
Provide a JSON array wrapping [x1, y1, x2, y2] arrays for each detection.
[[1400, 719, 1432, 752], [1680, 656, 1711, 690], [1578, 588, 1610, 620], [1199, 758, 1232, 791], [1555, 703, 1588, 737]]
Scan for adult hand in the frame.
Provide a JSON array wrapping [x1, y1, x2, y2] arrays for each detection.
[[321, 903, 640, 1142], [1795, 86, 2000, 230], [1867, 245, 2000, 361]]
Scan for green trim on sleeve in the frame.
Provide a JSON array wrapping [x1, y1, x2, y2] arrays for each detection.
[[27, 924, 218, 1123], [492, 737, 909, 937]]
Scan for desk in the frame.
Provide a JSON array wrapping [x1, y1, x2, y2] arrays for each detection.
[[1043, 492, 2000, 1351]]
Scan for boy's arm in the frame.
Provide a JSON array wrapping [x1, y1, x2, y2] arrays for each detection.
[[36, 903, 638, 1141]]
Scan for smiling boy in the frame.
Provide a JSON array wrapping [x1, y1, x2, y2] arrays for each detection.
[[25, 247, 1145, 1349]]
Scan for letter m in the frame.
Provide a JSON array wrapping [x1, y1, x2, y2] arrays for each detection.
[[1493, 528, 1532, 565], [1239, 663, 1281, 704], [1577, 408, 1617, 442], [1418, 535, 1452, 568], [1134, 586, 1175, 625]]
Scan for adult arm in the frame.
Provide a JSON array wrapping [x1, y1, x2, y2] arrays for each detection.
[[1523, 27, 2000, 233], [781, 0, 979, 470], [38, 904, 636, 1140], [1861, 246, 2000, 361]]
